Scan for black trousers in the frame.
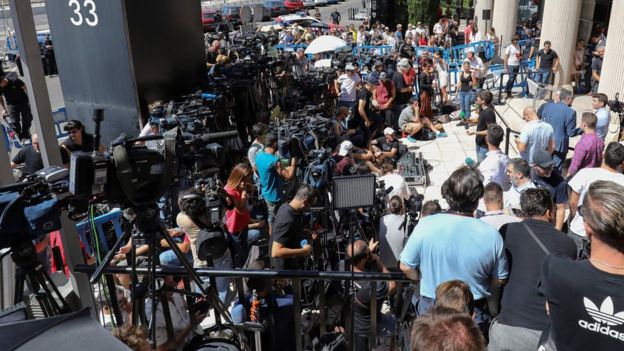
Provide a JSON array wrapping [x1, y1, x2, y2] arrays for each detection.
[[8, 103, 33, 138]]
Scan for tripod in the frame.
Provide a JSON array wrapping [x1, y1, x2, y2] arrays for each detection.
[[7, 239, 71, 317], [90, 203, 231, 350]]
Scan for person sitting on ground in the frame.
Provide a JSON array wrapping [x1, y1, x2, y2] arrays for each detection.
[[378, 158, 410, 201], [490, 188, 576, 351], [568, 112, 604, 178], [478, 125, 511, 191], [333, 140, 356, 177], [371, 127, 400, 163], [503, 158, 536, 212], [158, 227, 194, 267], [480, 182, 520, 231], [398, 97, 444, 143], [410, 307, 486, 351], [348, 239, 397, 351]]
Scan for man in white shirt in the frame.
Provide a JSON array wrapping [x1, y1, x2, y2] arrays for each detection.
[[378, 158, 410, 201], [504, 36, 522, 99], [357, 25, 367, 46], [464, 49, 484, 86], [592, 92, 610, 140], [480, 182, 520, 231], [503, 158, 536, 212], [432, 17, 446, 39], [568, 142, 624, 258], [479, 125, 511, 191], [515, 106, 554, 164], [335, 63, 361, 110]]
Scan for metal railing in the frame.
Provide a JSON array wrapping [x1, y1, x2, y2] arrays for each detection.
[[74, 264, 410, 351]]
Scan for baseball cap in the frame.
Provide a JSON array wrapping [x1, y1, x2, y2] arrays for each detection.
[[64, 119, 83, 131], [384, 127, 395, 136], [345, 63, 355, 71], [533, 150, 554, 168], [338, 140, 353, 156], [365, 75, 379, 85], [379, 72, 388, 81]]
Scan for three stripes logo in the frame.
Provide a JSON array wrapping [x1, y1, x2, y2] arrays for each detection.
[[578, 297, 624, 342]]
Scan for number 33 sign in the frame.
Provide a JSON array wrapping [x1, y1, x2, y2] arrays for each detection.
[[68, 0, 98, 27]]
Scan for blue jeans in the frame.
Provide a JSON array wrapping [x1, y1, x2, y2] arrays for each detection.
[[534, 70, 552, 85], [227, 230, 249, 268], [459, 91, 473, 118], [476, 144, 488, 163], [159, 249, 194, 267], [196, 250, 234, 305]]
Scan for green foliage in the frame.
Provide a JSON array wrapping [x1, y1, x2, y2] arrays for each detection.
[[407, 0, 442, 31]]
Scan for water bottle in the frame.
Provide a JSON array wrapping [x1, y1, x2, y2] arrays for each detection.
[[250, 289, 261, 322]]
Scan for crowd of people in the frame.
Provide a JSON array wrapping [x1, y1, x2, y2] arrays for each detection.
[[5, 3, 621, 351]]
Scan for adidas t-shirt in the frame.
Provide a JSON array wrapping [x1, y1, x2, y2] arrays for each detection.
[[539, 255, 624, 351]]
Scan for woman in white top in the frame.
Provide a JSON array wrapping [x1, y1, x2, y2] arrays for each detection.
[[470, 25, 482, 43], [433, 50, 449, 104]]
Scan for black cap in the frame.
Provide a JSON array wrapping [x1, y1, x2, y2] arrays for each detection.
[[64, 119, 84, 131]]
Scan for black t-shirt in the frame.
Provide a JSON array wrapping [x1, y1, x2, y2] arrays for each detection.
[[356, 87, 373, 121], [375, 137, 399, 159], [538, 49, 558, 70], [476, 107, 496, 147], [353, 279, 388, 335], [418, 71, 433, 95], [1, 78, 28, 106], [269, 204, 303, 270], [12, 145, 43, 175], [498, 219, 576, 330], [539, 256, 624, 351], [392, 71, 410, 105], [60, 133, 95, 164]]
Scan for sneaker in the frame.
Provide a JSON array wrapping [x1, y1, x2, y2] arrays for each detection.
[[437, 132, 448, 138], [407, 136, 417, 143]]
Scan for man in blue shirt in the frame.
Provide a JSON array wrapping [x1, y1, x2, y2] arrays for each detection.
[[254, 133, 297, 234], [592, 92, 610, 140], [538, 89, 581, 173], [400, 167, 508, 333]]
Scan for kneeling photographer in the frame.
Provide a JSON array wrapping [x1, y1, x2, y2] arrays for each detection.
[[176, 188, 233, 303]]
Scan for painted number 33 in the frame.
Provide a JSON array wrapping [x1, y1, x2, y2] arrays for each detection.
[[68, 0, 98, 27]]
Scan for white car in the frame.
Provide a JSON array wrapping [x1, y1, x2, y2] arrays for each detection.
[[354, 9, 366, 20], [315, 0, 328, 5]]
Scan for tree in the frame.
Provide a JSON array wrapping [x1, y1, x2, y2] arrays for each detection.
[[407, 0, 442, 32]]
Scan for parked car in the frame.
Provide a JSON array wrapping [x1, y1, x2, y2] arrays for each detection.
[[222, 5, 242, 28], [303, 0, 316, 8], [264, 0, 289, 18], [314, 0, 328, 6], [201, 7, 218, 32], [284, 0, 304, 12]]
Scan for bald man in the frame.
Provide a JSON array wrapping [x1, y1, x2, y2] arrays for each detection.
[[515, 107, 554, 165], [11, 133, 43, 175]]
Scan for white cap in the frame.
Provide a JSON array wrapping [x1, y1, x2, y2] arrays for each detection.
[[384, 127, 395, 135], [338, 140, 353, 156]]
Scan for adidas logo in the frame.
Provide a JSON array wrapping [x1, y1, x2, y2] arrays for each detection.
[[578, 297, 624, 342]]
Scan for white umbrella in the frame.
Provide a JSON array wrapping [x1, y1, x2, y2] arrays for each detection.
[[314, 59, 332, 68], [304, 35, 348, 54]]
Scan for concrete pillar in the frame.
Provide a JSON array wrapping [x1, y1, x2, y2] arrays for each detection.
[[538, 0, 582, 86], [578, 0, 596, 43], [474, 0, 494, 38], [598, 0, 624, 98], [492, 0, 518, 51]]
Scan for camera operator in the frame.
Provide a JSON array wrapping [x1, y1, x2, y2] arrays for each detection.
[[379, 196, 407, 270], [136, 117, 162, 150], [255, 133, 297, 234], [11, 132, 43, 176], [60, 119, 105, 167], [347, 239, 397, 351], [176, 188, 233, 302], [224, 164, 254, 268], [270, 184, 317, 270], [144, 275, 207, 351]]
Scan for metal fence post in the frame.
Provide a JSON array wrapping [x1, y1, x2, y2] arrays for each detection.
[[505, 127, 511, 155], [293, 278, 302, 351]]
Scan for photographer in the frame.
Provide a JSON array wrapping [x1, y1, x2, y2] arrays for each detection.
[[348, 239, 397, 351], [270, 185, 317, 270], [255, 134, 297, 234], [176, 188, 233, 302], [379, 196, 407, 270], [224, 164, 254, 268]]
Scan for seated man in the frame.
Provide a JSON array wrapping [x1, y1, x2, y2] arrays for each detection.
[[398, 97, 443, 143], [371, 127, 400, 164], [158, 227, 194, 267]]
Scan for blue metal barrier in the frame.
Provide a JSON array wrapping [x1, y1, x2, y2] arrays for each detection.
[[75, 208, 125, 255], [352, 44, 393, 57], [444, 41, 495, 69]]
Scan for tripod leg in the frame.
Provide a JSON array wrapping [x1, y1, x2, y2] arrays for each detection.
[[39, 267, 71, 313], [90, 228, 133, 284], [159, 230, 209, 296], [14, 269, 25, 305]]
